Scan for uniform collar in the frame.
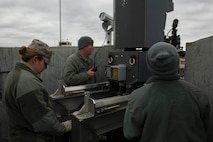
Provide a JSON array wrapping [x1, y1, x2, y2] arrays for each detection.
[[77, 51, 89, 62], [15, 62, 43, 82]]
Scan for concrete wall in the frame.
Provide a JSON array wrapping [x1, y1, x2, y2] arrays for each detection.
[[0, 48, 19, 140], [185, 36, 213, 142]]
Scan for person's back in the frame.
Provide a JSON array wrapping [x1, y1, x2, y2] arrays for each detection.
[[123, 42, 210, 142]]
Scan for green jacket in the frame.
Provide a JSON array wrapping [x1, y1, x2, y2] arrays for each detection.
[[62, 51, 94, 86], [123, 74, 210, 142], [3, 62, 65, 142]]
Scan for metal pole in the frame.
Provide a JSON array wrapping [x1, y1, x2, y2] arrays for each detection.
[[59, 0, 61, 46]]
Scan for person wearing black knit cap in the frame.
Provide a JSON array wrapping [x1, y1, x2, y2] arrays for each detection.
[[62, 36, 96, 86], [123, 42, 210, 142]]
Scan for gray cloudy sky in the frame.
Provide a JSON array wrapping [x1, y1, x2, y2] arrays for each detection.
[[0, 0, 213, 48]]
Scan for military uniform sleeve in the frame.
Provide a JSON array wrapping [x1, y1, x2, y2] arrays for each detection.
[[18, 90, 65, 135], [63, 56, 90, 86], [63, 68, 89, 86], [123, 97, 142, 142]]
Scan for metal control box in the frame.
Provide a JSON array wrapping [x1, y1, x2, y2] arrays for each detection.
[[107, 51, 151, 84], [106, 64, 126, 81]]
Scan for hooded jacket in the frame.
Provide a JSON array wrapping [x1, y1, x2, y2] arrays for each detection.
[[123, 42, 210, 142], [3, 62, 65, 142], [123, 75, 210, 142]]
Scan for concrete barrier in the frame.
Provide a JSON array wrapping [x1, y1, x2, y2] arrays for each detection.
[[185, 36, 213, 142]]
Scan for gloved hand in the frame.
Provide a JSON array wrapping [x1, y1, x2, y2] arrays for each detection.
[[62, 120, 72, 132]]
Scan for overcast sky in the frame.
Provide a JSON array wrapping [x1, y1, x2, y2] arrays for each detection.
[[0, 0, 213, 49]]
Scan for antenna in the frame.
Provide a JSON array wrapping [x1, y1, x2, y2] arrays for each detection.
[[59, 0, 62, 46]]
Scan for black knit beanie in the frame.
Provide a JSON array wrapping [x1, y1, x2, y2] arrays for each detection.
[[146, 42, 179, 76], [78, 36, 94, 49]]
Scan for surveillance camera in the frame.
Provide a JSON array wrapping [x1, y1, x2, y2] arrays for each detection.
[[99, 12, 113, 22], [99, 12, 114, 45]]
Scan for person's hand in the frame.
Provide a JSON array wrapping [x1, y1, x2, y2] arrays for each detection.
[[62, 120, 72, 132], [87, 67, 96, 78]]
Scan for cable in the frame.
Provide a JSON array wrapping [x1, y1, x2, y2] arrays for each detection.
[[93, 34, 107, 68], [166, 28, 172, 37], [92, 35, 107, 83]]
